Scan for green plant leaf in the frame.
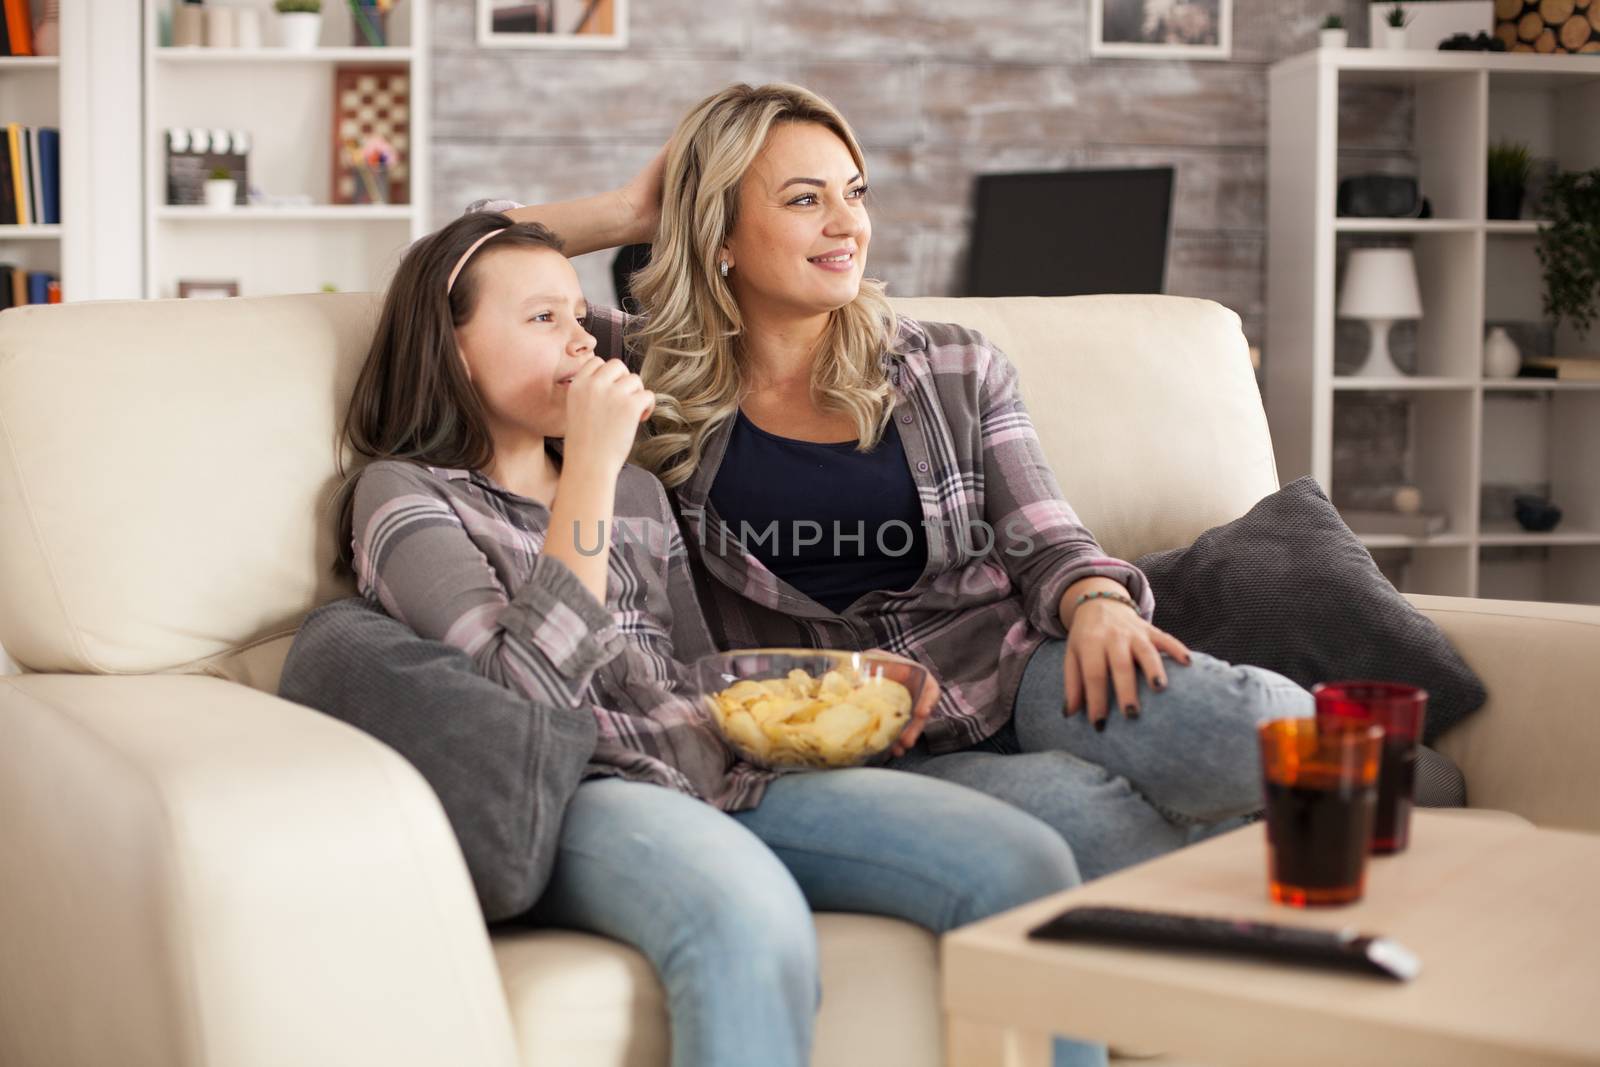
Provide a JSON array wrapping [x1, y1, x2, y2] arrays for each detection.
[[1534, 169, 1600, 341]]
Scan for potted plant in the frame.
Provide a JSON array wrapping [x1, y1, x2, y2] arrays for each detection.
[[274, 0, 322, 51], [1380, 3, 1412, 49], [1487, 140, 1533, 220], [1534, 168, 1600, 343], [203, 167, 237, 211], [1320, 13, 1348, 48]]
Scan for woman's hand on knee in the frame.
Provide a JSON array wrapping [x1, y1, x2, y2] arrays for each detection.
[[1062, 604, 1190, 727]]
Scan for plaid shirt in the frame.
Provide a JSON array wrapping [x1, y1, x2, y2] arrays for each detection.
[[351, 455, 779, 810], [588, 307, 1155, 753]]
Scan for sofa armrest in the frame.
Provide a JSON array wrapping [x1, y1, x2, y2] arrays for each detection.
[[0, 673, 519, 1067], [1407, 595, 1600, 834]]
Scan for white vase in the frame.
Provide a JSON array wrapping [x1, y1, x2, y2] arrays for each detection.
[[204, 7, 236, 48], [32, 0, 59, 55], [1484, 326, 1522, 379], [203, 179, 238, 211], [236, 10, 262, 49], [173, 4, 204, 46], [1381, 24, 1410, 49], [277, 12, 322, 51], [1320, 27, 1348, 48]]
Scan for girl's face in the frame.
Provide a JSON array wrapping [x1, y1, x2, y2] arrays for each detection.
[[453, 246, 595, 442], [721, 121, 871, 320]]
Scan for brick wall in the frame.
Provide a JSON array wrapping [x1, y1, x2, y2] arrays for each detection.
[[430, 0, 1394, 358]]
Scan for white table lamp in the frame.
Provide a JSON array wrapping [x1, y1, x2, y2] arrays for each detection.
[[1338, 248, 1423, 378]]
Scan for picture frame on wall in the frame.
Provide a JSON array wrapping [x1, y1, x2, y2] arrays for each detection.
[[1089, 0, 1232, 59], [477, 0, 627, 49]]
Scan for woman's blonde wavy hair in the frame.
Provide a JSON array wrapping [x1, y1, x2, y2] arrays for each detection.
[[627, 83, 898, 489]]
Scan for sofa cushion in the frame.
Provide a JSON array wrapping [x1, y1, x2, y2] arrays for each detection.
[[0, 294, 377, 676], [892, 295, 1277, 562], [1134, 477, 1487, 744], [491, 914, 940, 1067]]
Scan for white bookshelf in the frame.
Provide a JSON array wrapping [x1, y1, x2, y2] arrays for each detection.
[[141, 0, 430, 299], [0, 0, 142, 302], [1266, 48, 1600, 605], [0, 22, 60, 298]]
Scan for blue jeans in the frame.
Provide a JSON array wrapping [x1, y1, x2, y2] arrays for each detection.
[[525, 767, 1105, 1067], [889, 644, 1316, 881]]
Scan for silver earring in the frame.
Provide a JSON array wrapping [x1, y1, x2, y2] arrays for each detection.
[[719, 259, 730, 278]]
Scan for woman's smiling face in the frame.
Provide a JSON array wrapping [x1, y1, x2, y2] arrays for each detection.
[[721, 121, 871, 319]]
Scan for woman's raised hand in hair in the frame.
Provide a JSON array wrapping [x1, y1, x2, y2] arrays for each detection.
[[561, 355, 657, 478], [616, 145, 667, 245]]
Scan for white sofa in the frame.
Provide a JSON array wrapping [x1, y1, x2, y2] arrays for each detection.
[[1, 292, 1596, 1067]]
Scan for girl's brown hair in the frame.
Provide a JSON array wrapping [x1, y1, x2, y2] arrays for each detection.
[[332, 212, 564, 575]]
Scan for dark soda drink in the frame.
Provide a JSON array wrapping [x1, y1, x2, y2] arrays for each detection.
[[1263, 768, 1377, 907], [1313, 682, 1427, 855], [1372, 736, 1418, 853]]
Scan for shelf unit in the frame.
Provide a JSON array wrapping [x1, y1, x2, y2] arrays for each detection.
[[0, 6, 63, 298], [1267, 48, 1600, 605], [140, 1, 430, 299], [0, 1, 144, 301]]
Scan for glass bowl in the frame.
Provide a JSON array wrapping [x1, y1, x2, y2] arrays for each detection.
[[690, 648, 929, 769]]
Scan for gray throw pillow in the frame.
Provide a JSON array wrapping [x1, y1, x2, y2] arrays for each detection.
[[1133, 477, 1486, 746], [278, 596, 597, 923]]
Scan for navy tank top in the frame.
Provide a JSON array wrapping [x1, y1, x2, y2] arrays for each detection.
[[708, 409, 928, 614]]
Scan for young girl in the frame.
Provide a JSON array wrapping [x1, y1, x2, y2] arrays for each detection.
[[333, 211, 1090, 1067]]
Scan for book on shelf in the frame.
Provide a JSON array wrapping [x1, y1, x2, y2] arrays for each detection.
[[0, 0, 32, 57], [1522, 357, 1600, 382], [25, 126, 39, 225], [6, 125, 20, 224], [0, 263, 59, 308], [0, 125, 61, 226], [1342, 509, 1450, 538], [37, 127, 57, 223], [0, 136, 14, 225]]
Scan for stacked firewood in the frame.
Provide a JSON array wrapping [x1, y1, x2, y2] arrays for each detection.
[[1495, 0, 1600, 52]]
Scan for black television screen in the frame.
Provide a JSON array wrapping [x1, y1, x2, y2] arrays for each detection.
[[966, 167, 1174, 297]]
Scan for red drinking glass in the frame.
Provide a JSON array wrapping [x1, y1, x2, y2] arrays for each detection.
[[1313, 682, 1427, 854]]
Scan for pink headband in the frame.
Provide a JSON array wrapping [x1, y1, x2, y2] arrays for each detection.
[[447, 227, 508, 294]]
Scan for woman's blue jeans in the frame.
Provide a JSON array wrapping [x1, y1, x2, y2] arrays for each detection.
[[526, 766, 1094, 1067], [890, 644, 1313, 1065], [891, 644, 1316, 881]]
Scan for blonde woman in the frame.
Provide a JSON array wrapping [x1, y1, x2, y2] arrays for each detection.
[[485, 82, 1310, 1057]]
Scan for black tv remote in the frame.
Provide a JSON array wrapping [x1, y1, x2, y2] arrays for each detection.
[[1027, 905, 1420, 981]]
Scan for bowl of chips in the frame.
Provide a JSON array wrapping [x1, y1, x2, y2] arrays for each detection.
[[693, 648, 928, 769]]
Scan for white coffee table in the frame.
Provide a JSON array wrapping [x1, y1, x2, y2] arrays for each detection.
[[942, 811, 1600, 1067]]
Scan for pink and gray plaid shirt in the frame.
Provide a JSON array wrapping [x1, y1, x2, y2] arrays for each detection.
[[588, 306, 1155, 754]]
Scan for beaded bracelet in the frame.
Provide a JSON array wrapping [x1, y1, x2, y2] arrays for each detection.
[[1073, 589, 1139, 614]]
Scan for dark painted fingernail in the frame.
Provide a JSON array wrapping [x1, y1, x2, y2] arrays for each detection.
[[1093, 716, 1107, 733], [1125, 704, 1140, 718], [1152, 677, 1166, 691]]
